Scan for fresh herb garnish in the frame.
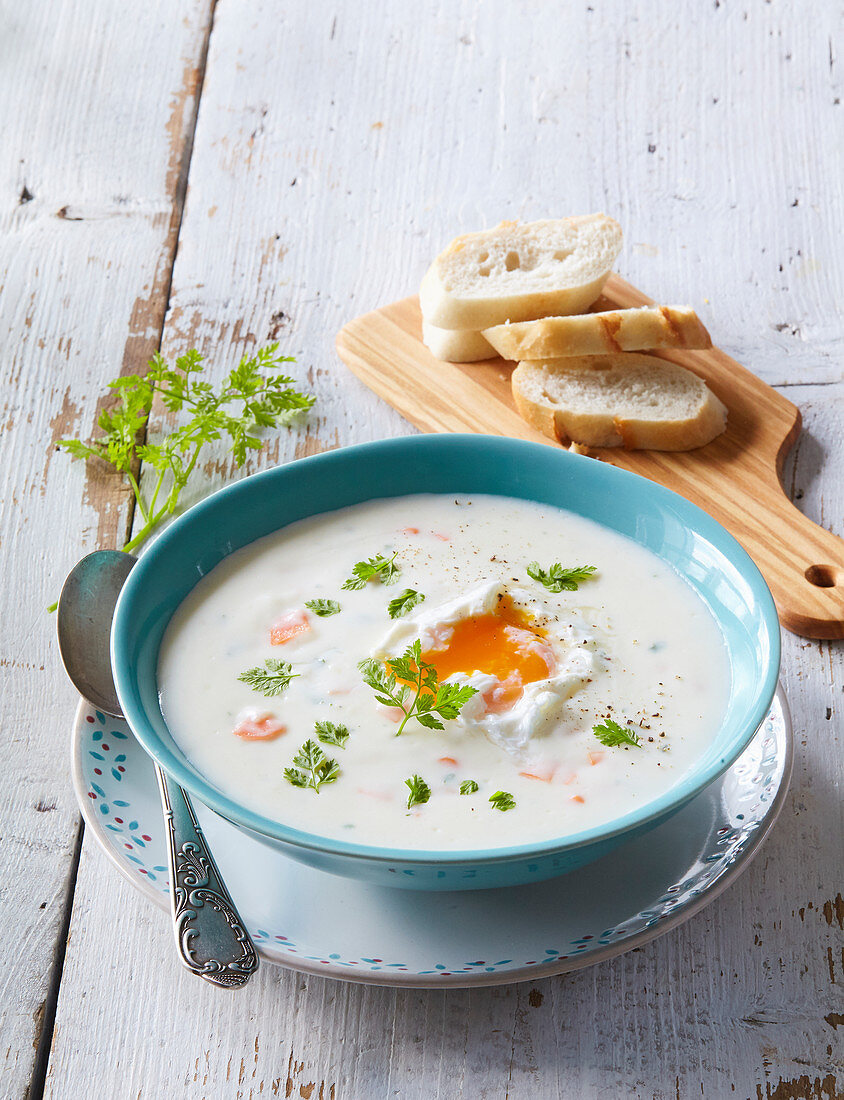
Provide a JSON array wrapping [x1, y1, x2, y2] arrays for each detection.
[[314, 720, 350, 748], [387, 588, 426, 619], [405, 774, 431, 809], [57, 346, 314, 557], [284, 739, 340, 793], [305, 598, 341, 617], [526, 562, 597, 593], [237, 658, 298, 697], [358, 640, 477, 737], [459, 779, 479, 795], [489, 790, 516, 811], [342, 552, 400, 591], [592, 718, 641, 748]]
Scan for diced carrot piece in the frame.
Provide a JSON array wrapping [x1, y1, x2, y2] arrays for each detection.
[[379, 705, 405, 724], [431, 531, 451, 541], [519, 761, 558, 782], [438, 756, 458, 766], [271, 609, 310, 645], [570, 794, 585, 804], [402, 526, 420, 535], [588, 750, 605, 766], [357, 787, 392, 802], [233, 715, 286, 741]]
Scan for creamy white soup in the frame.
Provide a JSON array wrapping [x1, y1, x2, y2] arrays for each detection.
[[158, 493, 730, 850]]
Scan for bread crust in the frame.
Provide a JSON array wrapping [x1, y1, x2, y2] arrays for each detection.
[[511, 356, 728, 451], [512, 379, 562, 442], [484, 306, 712, 361], [421, 320, 494, 362], [420, 215, 622, 329], [421, 269, 611, 330]]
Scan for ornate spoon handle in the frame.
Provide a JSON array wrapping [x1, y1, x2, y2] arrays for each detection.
[[156, 765, 259, 987]]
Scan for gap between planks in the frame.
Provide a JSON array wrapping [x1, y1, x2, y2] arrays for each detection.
[[34, 5, 219, 1098]]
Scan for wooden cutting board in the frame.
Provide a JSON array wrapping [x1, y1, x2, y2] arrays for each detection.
[[336, 274, 844, 639]]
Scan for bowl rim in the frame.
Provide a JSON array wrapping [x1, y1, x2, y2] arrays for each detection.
[[112, 433, 781, 865]]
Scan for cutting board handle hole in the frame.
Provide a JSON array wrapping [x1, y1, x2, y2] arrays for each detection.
[[804, 564, 842, 588]]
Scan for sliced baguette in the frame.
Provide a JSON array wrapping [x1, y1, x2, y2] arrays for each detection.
[[419, 214, 622, 329], [512, 354, 727, 451], [484, 305, 712, 361], [421, 320, 495, 362]]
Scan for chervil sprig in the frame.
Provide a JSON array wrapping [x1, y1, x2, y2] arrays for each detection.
[[342, 552, 400, 590], [57, 345, 314, 558], [527, 562, 597, 593], [592, 718, 641, 748], [305, 598, 341, 617], [284, 739, 340, 793], [314, 720, 349, 748], [358, 640, 477, 737], [387, 588, 425, 619], [405, 774, 431, 809], [237, 658, 298, 697], [459, 779, 479, 795], [489, 790, 516, 811]]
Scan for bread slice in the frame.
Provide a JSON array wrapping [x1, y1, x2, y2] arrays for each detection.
[[421, 320, 495, 362], [512, 354, 727, 450], [419, 215, 622, 329], [484, 305, 712, 361]]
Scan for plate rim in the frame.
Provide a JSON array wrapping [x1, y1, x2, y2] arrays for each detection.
[[71, 686, 793, 989]]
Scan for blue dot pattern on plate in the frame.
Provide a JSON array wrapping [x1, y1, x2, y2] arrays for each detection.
[[77, 705, 787, 979]]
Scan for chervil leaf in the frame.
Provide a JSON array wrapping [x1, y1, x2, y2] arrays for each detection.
[[342, 552, 400, 591], [405, 774, 431, 809], [384, 639, 420, 684], [359, 639, 477, 736], [55, 345, 314, 566], [360, 660, 409, 711], [433, 680, 479, 720], [314, 720, 349, 748], [284, 768, 310, 789], [358, 657, 397, 697], [237, 658, 298, 697], [415, 712, 445, 731], [527, 562, 597, 593], [387, 588, 425, 619], [592, 718, 641, 748], [284, 739, 340, 793], [489, 790, 516, 811], [459, 779, 479, 795], [342, 575, 367, 592], [57, 438, 99, 461], [305, 598, 341, 617]]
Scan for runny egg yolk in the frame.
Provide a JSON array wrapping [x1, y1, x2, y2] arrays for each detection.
[[422, 602, 556, 712]]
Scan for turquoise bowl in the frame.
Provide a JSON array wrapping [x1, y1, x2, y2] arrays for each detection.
[[112, 434, 780, 891]]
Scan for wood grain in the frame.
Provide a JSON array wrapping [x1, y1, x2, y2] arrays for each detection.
[[14, 0, 842, 1097], [337, 283, 844, 639], [0, 2, 214, 1094]]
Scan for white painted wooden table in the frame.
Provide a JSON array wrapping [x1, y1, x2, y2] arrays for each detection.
[[2, 2, 842, 1097]]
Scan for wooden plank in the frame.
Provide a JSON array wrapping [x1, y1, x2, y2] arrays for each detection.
[[0, 1, 214, 1095], [44, 0, 843, 1098], [337, 286, 844, 639]]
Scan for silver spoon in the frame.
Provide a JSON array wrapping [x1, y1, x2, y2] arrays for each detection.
[[57, 550, 259, 988]]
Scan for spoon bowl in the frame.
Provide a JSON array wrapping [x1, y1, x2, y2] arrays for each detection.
[[57, 551, 136, 718]]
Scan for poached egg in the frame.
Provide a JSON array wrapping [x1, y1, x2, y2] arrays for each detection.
[[374, 581, 601, 754]]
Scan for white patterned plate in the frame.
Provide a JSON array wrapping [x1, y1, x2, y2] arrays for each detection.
[[72, 687, 792, 988]]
